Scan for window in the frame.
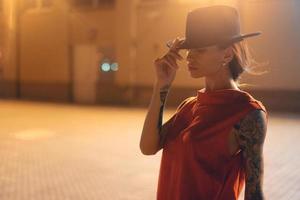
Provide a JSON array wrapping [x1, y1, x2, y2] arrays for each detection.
[[22, 0, 53, 11], [73, 0, 93, 7], [41, 0, 53, 7], [72, 0, 115, 8], [99, 0, 116, 5], [140, 0, 169, 2], [22, 0, 37, 10]]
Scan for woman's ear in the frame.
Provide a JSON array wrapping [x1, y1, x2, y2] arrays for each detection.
[[223, 46, 234, 64]]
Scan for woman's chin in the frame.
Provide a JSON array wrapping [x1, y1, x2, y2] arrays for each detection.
[[189, 72, 204, 78]]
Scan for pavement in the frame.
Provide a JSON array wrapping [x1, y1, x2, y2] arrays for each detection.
[[0, 100, 299, 200]]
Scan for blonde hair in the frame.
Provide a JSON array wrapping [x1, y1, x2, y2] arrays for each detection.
[[220, 40, 269, 88]]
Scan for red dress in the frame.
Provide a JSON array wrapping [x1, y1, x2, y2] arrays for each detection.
[[156, 88, 268, 200]]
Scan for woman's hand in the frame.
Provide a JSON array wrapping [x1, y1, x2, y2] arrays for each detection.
[[154, 37, 184, 89]]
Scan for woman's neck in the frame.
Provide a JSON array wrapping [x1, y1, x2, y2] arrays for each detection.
[[205, 61, 240, 91], [204, 68, 240, 92]]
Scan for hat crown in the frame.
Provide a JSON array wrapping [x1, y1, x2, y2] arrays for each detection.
[[167, 5, 261, 49], [185, 5, 242, 48]]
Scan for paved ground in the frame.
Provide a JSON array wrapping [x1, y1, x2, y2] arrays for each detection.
[[0, 100, 299, 200]]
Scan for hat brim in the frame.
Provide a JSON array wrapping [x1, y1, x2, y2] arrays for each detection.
[[229, 31, 262, 44], [166, 31, 262, 50]]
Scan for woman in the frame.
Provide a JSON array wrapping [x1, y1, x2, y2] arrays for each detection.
[[140, 5, 268, 200]]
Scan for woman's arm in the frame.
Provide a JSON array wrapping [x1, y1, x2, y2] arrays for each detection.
[[235, 109, 268, 200], [139, 38, 183, 156], [139, 82, 170, 155]]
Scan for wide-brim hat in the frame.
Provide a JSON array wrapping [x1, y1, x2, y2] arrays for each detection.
[[166, 5, 262, 49]]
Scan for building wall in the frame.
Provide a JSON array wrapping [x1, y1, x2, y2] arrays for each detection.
[[70, 6, 116, 103], [0, 0, 18, 97], [114, 0, 138, 103], [20, 8, 70, 101], [0, 0, 116, 101]]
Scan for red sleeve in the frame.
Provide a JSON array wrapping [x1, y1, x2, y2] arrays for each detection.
[[158, 97, 194, 149]]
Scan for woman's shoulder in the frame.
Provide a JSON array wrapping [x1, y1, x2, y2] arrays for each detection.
[[237, 88, 268, 114], [244, 93, 268, 115], [236, 92, 269, 126], [175, 96, 197, 112]]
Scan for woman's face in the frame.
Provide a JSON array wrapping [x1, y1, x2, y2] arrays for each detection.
[[185, 45, 227, 78]]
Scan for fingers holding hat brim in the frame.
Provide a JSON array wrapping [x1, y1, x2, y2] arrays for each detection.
[[166, 37, 186, 49]]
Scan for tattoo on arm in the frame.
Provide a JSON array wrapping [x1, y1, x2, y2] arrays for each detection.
[[235, 109, 267, 200], [157, 84, 171, 133]]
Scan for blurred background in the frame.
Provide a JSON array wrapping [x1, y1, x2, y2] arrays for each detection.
[[0, 0, 299, 200], [0, 0, 299, 111]]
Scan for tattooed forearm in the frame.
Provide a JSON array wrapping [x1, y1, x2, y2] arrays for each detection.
[[235, 109, 267, 200], [157, 84, 171, 132]]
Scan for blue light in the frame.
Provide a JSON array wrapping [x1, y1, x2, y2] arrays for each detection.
[[101, 62, 110, 72], [110, 62, 119, 71]]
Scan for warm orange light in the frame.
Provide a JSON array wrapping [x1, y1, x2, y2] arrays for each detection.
[[178, 0, 238, 7], [13, 129, 56, 140], [7, 1, 17, 31]]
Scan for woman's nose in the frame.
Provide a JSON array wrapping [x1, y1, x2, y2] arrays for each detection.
[[186, 50, 193, 60]]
